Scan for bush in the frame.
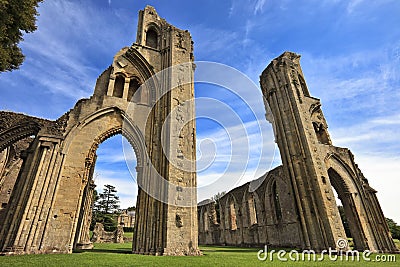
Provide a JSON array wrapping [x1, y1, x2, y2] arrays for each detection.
[[123, 227, 134, 232]]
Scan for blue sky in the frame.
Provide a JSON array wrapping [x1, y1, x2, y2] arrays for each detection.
[[0, 0, 399, 223]]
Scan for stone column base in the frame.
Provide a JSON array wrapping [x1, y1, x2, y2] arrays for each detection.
[[75, 242, 94, 250]]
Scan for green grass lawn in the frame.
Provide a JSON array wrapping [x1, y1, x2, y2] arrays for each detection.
[[0, 243, 398, 266], [123, 231, 134, 238]]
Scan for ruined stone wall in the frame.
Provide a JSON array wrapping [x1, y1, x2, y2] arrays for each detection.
[[198, 166, 303, 248], [90, 223, 124, 244]]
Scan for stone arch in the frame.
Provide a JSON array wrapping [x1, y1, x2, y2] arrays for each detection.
[[124, 48, 158, 103], [325, 153, 370, 251], [0, 118, 41, 229], [224, 194, 239, 231], [242, 190, 261, 227], [240, 189, 262, 245], [0, 6, 200, 256], [265, 176, 283, 224], [0, 121, 40, 153], [48, 105, 148, 252], [74, 121, 146, 249]]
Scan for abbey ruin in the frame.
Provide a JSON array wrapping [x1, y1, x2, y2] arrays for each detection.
[[0, 6, 199, 255], [0, 6, 398, 256], [198, 52, 398, 253]]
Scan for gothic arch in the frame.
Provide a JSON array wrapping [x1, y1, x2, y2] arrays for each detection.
[[241, 190, 261, 227], [325, 153, 359, 195], [124, 48, 158, 102], [223, 194, 239, 231], [72, 113, 147, 249], [0, 122, 40, 153], [42, 104, 149, 252], [325, 153, 370, 251], [264, 175, 284, 224]]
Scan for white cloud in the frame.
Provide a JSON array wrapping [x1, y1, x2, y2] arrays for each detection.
[[17, 0, 135, 100], [254, 0, 267, 14], [346, 0, 365, 13], [94, 169, 137, 209]]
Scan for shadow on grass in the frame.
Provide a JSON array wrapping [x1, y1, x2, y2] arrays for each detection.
[[200, 245, 295, 253], [201, 248, 258, 253], [74, 248, 132, 254]]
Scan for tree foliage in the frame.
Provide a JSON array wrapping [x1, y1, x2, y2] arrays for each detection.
[[386, 218, 400, 240], [91, 184, 120, 231], [0, 0, 43, 72], [127, 206, 136, 211], [95, 184, 120, 214]]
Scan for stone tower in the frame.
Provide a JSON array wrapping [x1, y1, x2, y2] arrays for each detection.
[[260, 52, 397, 252], [0, 6, 199, 255]]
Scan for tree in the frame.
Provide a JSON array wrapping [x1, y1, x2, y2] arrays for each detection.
[[92, 184, 120, 231], [0, 0, 43, 72], [96, 184, 120, 214], [386, 218, 400, 240], [127, 206, 136, 211]]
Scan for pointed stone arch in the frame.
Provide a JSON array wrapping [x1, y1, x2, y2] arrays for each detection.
[[324, 152, 391, 252], [124, 48, 158, 104]]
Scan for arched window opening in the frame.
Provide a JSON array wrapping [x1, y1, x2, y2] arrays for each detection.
[[229, 202, 237, 230], [272, 181, 282, 221], [128, 78, 141, 102], [113, 75, 124, 98], [146, 28, 158, 49], [248, 194, 258, 225]]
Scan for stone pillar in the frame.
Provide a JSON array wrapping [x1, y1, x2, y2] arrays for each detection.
[[260, 52, 347, 251], [107, 77, 115, 96], [75, 181, 95, 249], [123, 78, 130, 100], [363, 186, 398, 252], [0, 136, 63, 254], [131, 5, 200, 256]]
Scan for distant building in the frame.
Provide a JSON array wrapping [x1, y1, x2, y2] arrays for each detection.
[[117, 209, 135, 228]]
